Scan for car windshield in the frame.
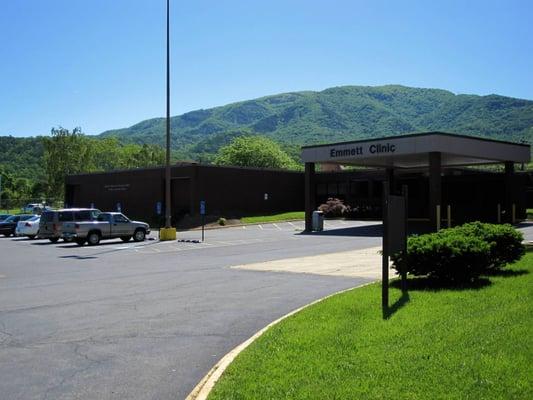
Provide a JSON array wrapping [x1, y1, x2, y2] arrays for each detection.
[[19, 215, 35, 221], [3, 216, 16, 223], [28, 216, 40, 222]]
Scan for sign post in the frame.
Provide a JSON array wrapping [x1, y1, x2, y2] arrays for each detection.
[[382, 183, 408, 313], [200, 200, 206, 242]]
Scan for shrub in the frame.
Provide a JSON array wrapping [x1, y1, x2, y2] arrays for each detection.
[[317, 198, 349, 218], [218, 217, 227, 226], [452, 222, 525, 269], [391, 229, 491, 282]]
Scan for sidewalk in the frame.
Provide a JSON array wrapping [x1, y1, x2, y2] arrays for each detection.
[[231, 246, 392, 279]]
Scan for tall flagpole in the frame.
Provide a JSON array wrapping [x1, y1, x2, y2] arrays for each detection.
[[164, 0, 171, 229]]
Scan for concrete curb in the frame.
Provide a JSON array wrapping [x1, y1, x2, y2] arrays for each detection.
[[185, 280, 376, 400]]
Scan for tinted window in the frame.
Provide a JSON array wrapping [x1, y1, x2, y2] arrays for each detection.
[[58, 211, 74, 222], [19, 215, 34, 221], [114, 214, 129, 223], [41, 212, 54, 222], [29, 216, 40, 222], [74, 211, 93, 221], [4, 216, 16, 223], [97, 213, 112, 222]]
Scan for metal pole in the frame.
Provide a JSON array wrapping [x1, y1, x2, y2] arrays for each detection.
[[164, 0, 172, 229], [447, 205, 451, 228], [382, 181, 389, 312], [401, 184, 408, 293]]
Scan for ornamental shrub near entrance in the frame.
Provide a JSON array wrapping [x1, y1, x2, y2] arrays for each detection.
[[453, 222, 525, 269], [391, 222, 525, 282]]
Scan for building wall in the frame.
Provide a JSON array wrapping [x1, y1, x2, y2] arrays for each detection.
[[65, 165, 304, 226], [313, 168, 528, 222], [65, 165, 528, 226]]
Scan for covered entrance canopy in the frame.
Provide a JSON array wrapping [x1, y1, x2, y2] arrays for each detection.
[[301, 132, 531, 230]]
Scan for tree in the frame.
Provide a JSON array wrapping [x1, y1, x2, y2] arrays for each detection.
[[214, 136, 300, 170], [43, 127, 96, 197], [42, 127, 167, 198]]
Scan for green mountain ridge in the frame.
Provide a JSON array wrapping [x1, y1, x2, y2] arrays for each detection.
[[99, 85, 533, 160], [1, 85, 532, 181]]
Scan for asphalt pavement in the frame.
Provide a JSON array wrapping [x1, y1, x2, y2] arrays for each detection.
[[0, 220, 381, 400]]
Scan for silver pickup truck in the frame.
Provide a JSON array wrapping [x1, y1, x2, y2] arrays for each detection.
[[62, 212, 150, 246]]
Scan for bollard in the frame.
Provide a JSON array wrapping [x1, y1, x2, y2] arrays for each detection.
[[497, 204, 501, 224], [436, 205, 441, 231], [447, 205, 451, 228], [512, 204, 516, 224]]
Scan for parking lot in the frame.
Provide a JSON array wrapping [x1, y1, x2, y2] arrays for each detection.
[[0, 220, 382, 400], [2, 219, 532, 400]]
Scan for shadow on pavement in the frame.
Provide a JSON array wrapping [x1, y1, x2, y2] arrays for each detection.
[[299, 223, 383, 237]]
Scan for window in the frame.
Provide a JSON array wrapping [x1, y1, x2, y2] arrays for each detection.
[[41, 212, 54, 222], [74, 211, 94, 221], [114, 214, 129, 223], [97, 213, 112, 222], [58, 211, 74, 222]]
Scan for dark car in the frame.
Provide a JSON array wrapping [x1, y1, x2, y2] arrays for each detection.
[[0, 214, 12, 222], [0, 214, 35, 237]]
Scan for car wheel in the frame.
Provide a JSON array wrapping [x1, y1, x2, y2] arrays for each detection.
[[75, 238, 86, 246], [28, 235, 36, 240], [87, 232, 100, 246], [120, 236, 131, 242], [49, 237, 59, 243], [133, 229, 146, 242], [3, 234, 10, 237], [63, 237, 73, 242]]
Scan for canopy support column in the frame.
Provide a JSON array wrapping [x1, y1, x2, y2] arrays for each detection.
[[304, 162, 316, 232], [504, 161, 515, 223], [429, 152, 442, 230]]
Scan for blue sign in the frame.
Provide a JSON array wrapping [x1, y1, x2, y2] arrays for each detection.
[[116, 202, 121, 212], [200, 200, 206, 215], [156, 201, 162, 215]]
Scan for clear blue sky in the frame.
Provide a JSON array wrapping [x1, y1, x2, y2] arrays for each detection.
[[1, 0, 532, 137]]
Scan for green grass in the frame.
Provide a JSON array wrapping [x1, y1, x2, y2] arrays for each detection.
[[241, 211, 304, 224], [209, 252, 533, 400]]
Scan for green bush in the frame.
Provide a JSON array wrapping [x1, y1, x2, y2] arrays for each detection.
[[218, 217, 227, 226], [391, 222, 525, 282], [453, 222, 525, 269], [391, 229, 491, 282]]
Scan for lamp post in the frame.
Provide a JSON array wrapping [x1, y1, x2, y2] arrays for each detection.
[[161, 0, 176, 240]]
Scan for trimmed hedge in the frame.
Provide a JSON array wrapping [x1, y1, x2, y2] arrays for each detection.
[[453, 222, 525, 269], [391, 222, 525, 282]]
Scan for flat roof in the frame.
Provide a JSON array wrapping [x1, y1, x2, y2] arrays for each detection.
[[301, 132, 531, 168]]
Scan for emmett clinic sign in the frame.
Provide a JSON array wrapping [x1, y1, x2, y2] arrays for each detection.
[[329, 143, 396, 159]]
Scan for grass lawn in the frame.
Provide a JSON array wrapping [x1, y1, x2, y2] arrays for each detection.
[[241, 211, 304, 224], [209, 251, 533, 400]]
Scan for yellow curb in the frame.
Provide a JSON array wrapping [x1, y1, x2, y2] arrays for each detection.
[[185, 280, 376, 400]]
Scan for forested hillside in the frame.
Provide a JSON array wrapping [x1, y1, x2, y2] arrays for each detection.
[[100, 85, 533, 161], [1, 84, 532, 202]]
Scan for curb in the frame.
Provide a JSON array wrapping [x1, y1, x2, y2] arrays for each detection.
[[185, 280, 376, 400]]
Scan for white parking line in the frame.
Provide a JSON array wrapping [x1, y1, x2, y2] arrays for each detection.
[[272, 223, 282, 231]]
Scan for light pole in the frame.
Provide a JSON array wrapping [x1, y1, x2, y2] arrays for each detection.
[[161, 0, 176, 240]]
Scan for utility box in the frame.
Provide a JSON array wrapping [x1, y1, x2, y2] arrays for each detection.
[[312, 210, 324, 231]]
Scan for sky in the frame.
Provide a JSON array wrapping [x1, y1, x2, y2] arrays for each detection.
[[0, 0, 532, 137]]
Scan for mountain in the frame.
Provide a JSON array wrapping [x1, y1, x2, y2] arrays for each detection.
[[100, 85, 533, 160]]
